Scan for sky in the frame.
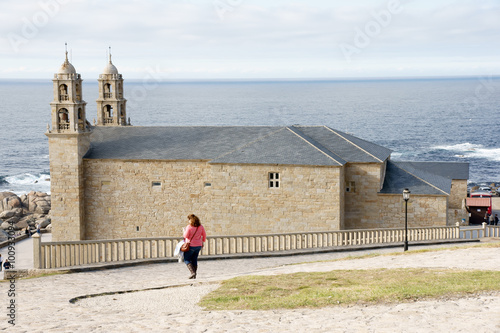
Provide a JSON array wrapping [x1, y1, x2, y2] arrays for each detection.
[[0, 0, 499, 79]]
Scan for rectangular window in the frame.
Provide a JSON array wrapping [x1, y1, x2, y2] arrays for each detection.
[[346, 181, 356, 193], [152, 181, 161, 187], [269, 172, 280, 188]]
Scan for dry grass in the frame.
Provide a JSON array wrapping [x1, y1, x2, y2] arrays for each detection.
[[200, 268, 500, 310]]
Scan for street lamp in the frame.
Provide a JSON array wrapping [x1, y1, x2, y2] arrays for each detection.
[[403, 188, 411, 251]]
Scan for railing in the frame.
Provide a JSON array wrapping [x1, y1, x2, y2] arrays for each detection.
[[33, 225, 464, 269], [459, 223, 500, 239], [104, 93, 112, 98], [58, 123, 70, 130], [104, 118, 114, 124]]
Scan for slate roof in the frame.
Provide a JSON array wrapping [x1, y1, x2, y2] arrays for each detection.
[[84, 125, 391, 166], [380, 161, 469, 195]]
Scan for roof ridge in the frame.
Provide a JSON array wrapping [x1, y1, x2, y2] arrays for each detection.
[[323, 126, 384, 163], [287, 126, 344, 166], [392, 162, 449, 195], [211, 127, 286, 161]]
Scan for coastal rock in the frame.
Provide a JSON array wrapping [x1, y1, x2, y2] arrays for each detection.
[[27, 192, 51, 214], [20, 194, 28, 207], [15, 219, 29, 230], [0, 192, 18, 212], [19, 214, 35, 226], [0, 208, 23, 220], [0, 191, 16, 202], [0, 191, 51, 231], [35, 202, 50, 214], [5, 216, 21, 226], [36, 217, 51, 229], [7, 196, 22, 209], [0, 210, 16, 219]]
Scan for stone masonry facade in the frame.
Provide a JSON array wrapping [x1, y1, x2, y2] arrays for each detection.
[[83, 160, 344, 239], [47, 133, 91, 241]]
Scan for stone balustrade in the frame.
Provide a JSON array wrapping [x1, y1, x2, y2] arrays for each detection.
[[33, 225, 472, 269]]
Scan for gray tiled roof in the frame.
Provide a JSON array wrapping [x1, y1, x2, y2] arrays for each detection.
[[296, 126, 392, 163], [212, 127, 344, 166], [380, 160, 469, 195], [395, 161, 469, 180], [380, 161, 449, 195], [84, 125, 391, 166]]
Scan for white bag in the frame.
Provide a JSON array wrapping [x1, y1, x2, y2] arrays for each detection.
[[174, 240, 185, 263]]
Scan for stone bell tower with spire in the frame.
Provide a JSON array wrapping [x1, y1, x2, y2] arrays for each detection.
[[46, 44, 91, 241], [96, 47, 128, 126]]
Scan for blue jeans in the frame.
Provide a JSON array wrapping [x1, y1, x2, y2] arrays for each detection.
[[183, 246, 202, 266]]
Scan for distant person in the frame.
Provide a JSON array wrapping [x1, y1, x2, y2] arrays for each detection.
[[484, 212, 490, 224], [3, 259, 11, 270], [25, 227, 30, 237], [0, 254, 2, 271], [36, 224, 41, 234], [495, 214, 499, 226], [489, 213, 495, 225], [182, 214, 206, 279]]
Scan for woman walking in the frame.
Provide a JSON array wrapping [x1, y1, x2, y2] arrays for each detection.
[[183, 214, 206, 279]]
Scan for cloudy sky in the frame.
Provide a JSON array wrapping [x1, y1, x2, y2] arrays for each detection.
[[0, 0, 499, 79]]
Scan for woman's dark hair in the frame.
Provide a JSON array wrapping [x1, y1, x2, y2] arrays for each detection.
[[188, 214, 201, 227]]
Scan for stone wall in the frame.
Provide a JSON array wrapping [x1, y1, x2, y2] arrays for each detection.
[[47, 133, 91, 241], [342, 163, 450, 229], [83, 160, 343, 239], [344, 163, 383, 229], [448, 179, 469, 225], [377, 194, 448, 228]]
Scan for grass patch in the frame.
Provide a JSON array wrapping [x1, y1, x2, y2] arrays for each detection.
[[200, 268, 500, 310]]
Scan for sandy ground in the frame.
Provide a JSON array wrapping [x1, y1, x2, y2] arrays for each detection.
[[1, 242, 500, 332]]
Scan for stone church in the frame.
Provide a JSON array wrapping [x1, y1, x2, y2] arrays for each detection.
[[47, 52, 469, 241]]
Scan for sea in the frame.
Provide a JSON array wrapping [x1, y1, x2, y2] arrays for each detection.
[[0, 77, 499, 195]]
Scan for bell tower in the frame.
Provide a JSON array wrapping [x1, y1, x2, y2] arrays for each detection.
[[46, 44, 91, 241], [96, 48, 128, 126]]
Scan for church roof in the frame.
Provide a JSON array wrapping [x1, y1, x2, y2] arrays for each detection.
[[58, 54, 76, 74], [380, 160, 469, 195], [84, 125, 392, 166]]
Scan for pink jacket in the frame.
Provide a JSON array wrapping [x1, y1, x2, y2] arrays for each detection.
[[183, 225, 206, 247]]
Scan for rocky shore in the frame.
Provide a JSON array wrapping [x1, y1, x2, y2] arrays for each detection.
[[0, 191, 51, 242]]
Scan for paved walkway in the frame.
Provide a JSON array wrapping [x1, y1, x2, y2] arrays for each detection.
[[1, 240, 499, 332], [0, 233, 52, 270]]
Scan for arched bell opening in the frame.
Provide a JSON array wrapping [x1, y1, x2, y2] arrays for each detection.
[[58, 108, 70, 130], [59, 84, 69, 101], [103, 105, 114, 124], [77, 107, 85, 130], [104, 83, 113, 98]]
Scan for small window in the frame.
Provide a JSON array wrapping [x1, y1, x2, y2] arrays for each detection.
[[269, 172, 280, 188], [204, 182, 212, 187], [101, 181, 111, 186], [346, 181, 356, 193], [152, 181, 161, 187]]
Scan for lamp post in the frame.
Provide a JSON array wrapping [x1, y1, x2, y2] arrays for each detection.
[[403, 188, 411, 251]]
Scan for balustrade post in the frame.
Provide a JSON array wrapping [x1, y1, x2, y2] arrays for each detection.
[[32, 233, 42, 269]]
